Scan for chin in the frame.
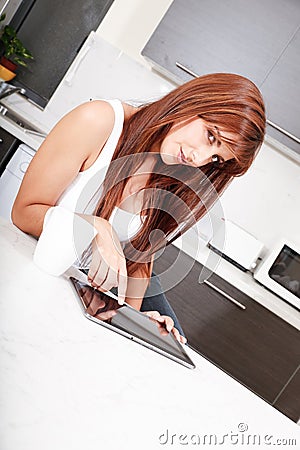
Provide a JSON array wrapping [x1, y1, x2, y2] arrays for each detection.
[[160, 153, 177, 165]]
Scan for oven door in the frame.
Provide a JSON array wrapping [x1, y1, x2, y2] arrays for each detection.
[[0, 143, 35, 221]]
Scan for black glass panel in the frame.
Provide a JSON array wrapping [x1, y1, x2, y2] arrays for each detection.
[[9, 0, 114, 108], [269, 245, 300, 299]]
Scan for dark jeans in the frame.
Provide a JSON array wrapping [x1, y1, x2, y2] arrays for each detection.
[[140, 272, 185, 338]]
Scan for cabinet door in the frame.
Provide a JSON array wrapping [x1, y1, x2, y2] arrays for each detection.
[[261, 29, 300, 156], [142, 0, 299, 86], [273, 366, 300, 423], [153, 244, 300, 421]]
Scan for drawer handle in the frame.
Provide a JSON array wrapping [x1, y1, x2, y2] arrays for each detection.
[[203, 280, 246, 310], [266, 120, 300, 144], [175, 61, 199, 78]]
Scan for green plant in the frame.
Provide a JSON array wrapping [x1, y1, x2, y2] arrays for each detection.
[[0, 13, 33, 67]]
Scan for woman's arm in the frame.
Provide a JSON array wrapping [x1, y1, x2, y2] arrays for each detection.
[[125, 256, 154, 310], [12, 100, 130, 304], [125, 275, 151, 310], [11, 100, 115, 237]]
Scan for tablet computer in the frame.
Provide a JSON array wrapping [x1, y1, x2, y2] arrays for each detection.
[[69, 277, 195, 369]]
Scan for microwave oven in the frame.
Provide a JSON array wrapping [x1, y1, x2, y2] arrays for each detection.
[[253, 238, 300, 310]]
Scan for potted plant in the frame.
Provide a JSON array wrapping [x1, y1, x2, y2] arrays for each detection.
[[0, 13, 33, 75]]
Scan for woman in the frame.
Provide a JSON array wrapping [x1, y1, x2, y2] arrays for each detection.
[[12, 73, 266, 342]]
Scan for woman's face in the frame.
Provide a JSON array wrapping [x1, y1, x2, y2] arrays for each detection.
[[159, 116, 236, 167]]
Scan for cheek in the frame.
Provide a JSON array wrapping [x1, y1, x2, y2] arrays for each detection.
[[159, 137, 179, 164], [160, 136, 173, 154]]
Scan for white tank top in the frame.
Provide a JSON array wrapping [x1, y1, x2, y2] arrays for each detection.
[[56, 99, 142, 243]]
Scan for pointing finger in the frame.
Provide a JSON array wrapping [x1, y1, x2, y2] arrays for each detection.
[[117, 262, 127, 305]]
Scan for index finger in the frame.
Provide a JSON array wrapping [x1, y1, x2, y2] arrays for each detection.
[[161, 315, 174, 332], [117, 262, 127, 305]]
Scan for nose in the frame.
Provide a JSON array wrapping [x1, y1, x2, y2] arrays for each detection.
[[189, 147, 210, 167]]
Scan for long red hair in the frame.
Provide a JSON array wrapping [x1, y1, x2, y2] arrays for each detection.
[[93, 73, 266, 277]]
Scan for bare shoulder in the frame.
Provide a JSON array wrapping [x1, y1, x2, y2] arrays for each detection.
[[41, 100, 116, 169], [38, 100, 136, 172], [69, 99, 116, 132], [47, 100, 116, 147], [77, 99, 136, 126]]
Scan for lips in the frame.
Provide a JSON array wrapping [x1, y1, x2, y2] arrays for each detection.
[[178, 148, 187, 164]]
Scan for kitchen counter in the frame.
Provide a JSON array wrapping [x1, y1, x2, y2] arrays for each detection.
[[0, 115, 45, 151], [0, 217, 299, 450]]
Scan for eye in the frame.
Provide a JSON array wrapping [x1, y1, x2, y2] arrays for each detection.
[[207, 130, 216, 145], [211, 154, 225, 167]]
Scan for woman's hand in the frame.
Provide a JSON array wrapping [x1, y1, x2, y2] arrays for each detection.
[[144, 311, 187, 344], [88, 217, 127, 305]]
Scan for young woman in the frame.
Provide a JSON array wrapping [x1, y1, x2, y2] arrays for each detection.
[[12, 73, 266, 342]]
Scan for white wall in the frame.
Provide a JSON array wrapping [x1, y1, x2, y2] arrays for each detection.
[[96, 0, 173, 67]]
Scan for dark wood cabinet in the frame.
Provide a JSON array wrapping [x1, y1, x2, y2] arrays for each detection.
[[273, 366, 300, 423], [142, 0, 300, 157], [153, 244, 300, 422]]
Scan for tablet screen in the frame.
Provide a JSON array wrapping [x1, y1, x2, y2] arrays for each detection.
[[70, 277, 195, 369]]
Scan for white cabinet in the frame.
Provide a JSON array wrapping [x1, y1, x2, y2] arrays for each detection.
[[0, 144, 35, 221]]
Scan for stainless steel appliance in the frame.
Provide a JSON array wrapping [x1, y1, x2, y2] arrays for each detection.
[[254, 238, 300, 310]]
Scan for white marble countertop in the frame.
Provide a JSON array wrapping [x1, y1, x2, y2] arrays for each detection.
[[0, 217, 299, 450]]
